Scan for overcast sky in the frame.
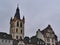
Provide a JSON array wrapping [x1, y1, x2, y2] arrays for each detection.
[[0, 0, 60, 40]]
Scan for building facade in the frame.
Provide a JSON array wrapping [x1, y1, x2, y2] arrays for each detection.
[[41, 25, 58, 45]]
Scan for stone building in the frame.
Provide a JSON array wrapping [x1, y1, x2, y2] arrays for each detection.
[[41, 25, 58, 45], [10, 6, 25, 40]]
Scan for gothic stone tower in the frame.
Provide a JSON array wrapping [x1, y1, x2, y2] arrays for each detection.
[[10, 6, 25, 40]]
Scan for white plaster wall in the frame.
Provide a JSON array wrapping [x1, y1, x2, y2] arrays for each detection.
[[36, 31, 44, 41]]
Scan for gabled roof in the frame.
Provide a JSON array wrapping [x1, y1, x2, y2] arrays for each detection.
[[41, 24, 54, 34], [0, 32, 12, 40]]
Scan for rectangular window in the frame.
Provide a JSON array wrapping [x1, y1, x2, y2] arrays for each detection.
[[2, 40, 4, 42], [9, 40, 10, 43], [16, 36, 18, 39], [47, 43, 50, 45], [52, 39, 54, 42], [47, 38, 50, 42]]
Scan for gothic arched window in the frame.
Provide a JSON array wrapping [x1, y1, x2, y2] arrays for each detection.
[[16, 36, 18, 39], [17, 21, 19, 27], [20, 23, 22, 27], [20, 36, 22, 39], [16, 28, 18, 33], [21, 29, 22, 34]]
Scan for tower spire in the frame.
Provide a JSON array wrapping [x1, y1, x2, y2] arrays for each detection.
[[14, 4, 20, 19]]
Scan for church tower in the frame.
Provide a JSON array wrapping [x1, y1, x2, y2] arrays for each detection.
[[10, 6, 25, 40]]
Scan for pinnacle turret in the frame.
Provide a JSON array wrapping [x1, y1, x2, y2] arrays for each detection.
[[23, 16, 25, 23]]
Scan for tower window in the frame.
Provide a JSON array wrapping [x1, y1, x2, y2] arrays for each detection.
[[16, 36, 18, 39], [20, 23, 22, 27], [16, 28, 18, 33], [20, 36, 22, 39], [21, 29, 22, 34], [17, 21, 19, 27]]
